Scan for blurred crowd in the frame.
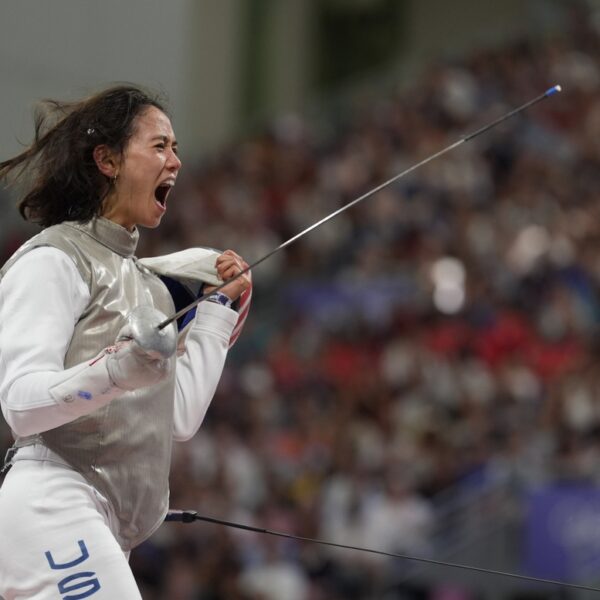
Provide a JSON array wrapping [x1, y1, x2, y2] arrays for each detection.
[[2, 4, 600, 599]]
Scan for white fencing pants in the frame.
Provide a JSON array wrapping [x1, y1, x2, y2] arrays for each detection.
[[0, 447, 142, 599]]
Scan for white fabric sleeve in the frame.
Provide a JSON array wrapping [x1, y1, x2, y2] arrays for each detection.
[[0, 247, 121, 437], [172, 301, 238, 441]]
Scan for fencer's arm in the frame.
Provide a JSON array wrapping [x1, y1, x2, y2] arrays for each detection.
[[0, 248, 147, 437], [0, 246, 234, 439], [172, 301, 238, 441]]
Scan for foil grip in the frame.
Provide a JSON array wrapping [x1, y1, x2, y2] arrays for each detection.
[[125, 306, 177, 359]]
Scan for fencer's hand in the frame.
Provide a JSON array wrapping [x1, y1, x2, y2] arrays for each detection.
[[206, 249, 251, 301], [105, 326, 171, 391]]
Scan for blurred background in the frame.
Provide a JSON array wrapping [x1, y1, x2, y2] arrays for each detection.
[[2, 1, 600, 598]]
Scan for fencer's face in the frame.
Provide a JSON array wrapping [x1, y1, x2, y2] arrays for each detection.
[[102, 106, 182, 230]]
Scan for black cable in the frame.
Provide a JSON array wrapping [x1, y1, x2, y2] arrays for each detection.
[[165, 508, 600, 594]]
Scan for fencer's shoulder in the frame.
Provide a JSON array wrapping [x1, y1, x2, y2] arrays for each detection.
[[11, 245, 72, 265], [0, 246, 84, 298], [0, 225, 75, 277], [34, 221, 89, 247], [3, 222, 98, 290], [11, 222, 87, 257]]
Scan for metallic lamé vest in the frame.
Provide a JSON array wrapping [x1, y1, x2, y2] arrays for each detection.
[[0, 217, 176, 550]]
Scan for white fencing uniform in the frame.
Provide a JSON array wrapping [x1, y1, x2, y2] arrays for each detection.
[[0, 218, 239, 598], [0, 448, 142, 598]]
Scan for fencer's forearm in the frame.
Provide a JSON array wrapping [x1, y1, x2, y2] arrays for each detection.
[[1, 354, 124, 437], [173, 302, 237, 441]]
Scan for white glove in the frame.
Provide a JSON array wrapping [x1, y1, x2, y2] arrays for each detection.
[[49, 306, 177, 417], [105, 322, 172, 391]]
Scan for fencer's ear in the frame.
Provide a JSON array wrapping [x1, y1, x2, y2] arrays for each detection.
[[93, 145, 120, 179]]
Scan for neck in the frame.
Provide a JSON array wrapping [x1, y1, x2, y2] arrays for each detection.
[[101, 194, 135, 232]]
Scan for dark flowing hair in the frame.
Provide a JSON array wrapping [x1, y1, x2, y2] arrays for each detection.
[[0, 85, 167, 227]]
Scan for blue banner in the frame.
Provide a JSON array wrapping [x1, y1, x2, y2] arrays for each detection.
[[524, 484, 600, 581]]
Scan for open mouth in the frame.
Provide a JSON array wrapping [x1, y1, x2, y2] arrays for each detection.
[[154, 183, 173, 207]]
